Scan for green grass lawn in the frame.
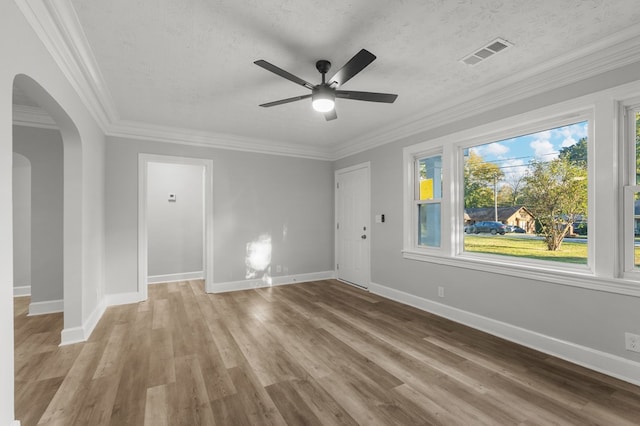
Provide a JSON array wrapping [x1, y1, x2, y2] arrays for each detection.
[[464, 235, 588, 264]]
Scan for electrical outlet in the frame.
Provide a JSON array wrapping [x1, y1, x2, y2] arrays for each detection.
[[438, 286, 444, 298], [625, 332, 640, 352]]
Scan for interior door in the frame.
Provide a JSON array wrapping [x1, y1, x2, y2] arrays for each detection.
[[336, 164, 370, 288]]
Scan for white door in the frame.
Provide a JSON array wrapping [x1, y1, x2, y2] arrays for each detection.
[[335, 164, 370, 288]]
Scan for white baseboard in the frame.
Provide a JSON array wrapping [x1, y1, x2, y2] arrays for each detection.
[[368, 281, 640, 387], [59, 291, 147, 346], [105, 291, 145, 306], [147, 271, 203, 284], [60, 326, 85, 346], [13, 285, 31, 297], [28, 299, 63, 316], [209, 270, 335, 294], [60, 298, 106, 346], [11, 420, 21, 426]]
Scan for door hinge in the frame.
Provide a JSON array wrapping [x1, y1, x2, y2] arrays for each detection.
[[337, 222, 340, 230], [336, 182, 340, 189], [336, 263, 339, 270]]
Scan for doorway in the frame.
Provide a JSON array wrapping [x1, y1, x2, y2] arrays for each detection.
[[12, 74, 84, 344], [138, 154, 214, 299], [335, 162, 371, 289]]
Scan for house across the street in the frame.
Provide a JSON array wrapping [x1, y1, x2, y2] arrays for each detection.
[[464, 206, 535, 233]]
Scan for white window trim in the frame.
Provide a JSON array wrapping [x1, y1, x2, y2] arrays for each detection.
[[404, 148, 448, 254], [414, 153, 443, 248], [455, 111, 594, 273], [403, 81, 640, 298], [622, 100, 640, 280]]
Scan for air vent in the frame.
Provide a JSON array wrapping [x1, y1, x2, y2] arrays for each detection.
[[461, 37, 513, 66]]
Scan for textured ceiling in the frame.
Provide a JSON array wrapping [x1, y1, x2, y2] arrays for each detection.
[[17, 1, 640, 156]]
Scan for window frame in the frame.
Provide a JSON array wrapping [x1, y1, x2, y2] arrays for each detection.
[[414, 153, 443, 248], [404, 148, 447, 253], [400, 93, 640, 296], [622, 101, 640, 279], [455, 113, 594, 273]]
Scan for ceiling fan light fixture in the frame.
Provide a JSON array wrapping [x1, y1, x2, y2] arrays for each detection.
[[312, 97, 335, 112], [312, 86, 335, 112], [255, 49, 397, 120]]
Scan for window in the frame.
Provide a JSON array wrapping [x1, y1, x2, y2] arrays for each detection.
[[415, 154, 442, 247], [623, 106, 640, 274], [463, 121, 589, 265], [403, 84, 640, 295]]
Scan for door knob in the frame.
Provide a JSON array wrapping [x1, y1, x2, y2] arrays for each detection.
[[361, 234, 367, 239]]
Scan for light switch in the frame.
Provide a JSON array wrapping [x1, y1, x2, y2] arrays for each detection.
[[168, 193, 177, 202]]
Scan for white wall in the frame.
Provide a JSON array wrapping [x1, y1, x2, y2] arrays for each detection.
[[1, 1, 106, 423], [12, 126, 63, 303], [334, 61, 640, 383], [105, 137, 334, 295], [147, 162, 204, 277], [12, 153, 31, 292]]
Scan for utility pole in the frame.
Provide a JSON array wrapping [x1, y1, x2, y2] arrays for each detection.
[[494, 174, 498, 221]]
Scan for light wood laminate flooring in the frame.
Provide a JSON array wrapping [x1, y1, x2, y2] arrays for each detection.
[[14, 279, 640, 425]]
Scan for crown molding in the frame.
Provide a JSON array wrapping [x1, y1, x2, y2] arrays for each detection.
[[16, 1, 640, 162], [109, 121, 334, 161], [333, 24, 640, 160], [12, 104, 58, 129], [14, 0, 118, 132], [16, 0, 334, 160]]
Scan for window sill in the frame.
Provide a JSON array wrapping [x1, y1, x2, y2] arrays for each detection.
[[402, 249, 640, 298]]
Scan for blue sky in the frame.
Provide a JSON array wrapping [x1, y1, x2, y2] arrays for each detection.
[[470, 120, 588, 182]]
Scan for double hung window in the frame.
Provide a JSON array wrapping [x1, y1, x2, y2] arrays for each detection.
[[623, 106, 640, 275], [415, 154, 442, 248]]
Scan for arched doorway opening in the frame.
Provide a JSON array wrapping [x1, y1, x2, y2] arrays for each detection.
[[11, 73, 85, 424], [12, 74, 84, 343]]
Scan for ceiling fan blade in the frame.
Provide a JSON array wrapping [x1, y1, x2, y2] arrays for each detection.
[[254, 60, 315, 90], [336, 90, 398, 103], [324, 109, 337, 121], [259, 93, 312, 107], [328, 49, 376, 87]]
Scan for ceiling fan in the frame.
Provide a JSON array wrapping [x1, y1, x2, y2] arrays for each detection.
[[254, 49, 398, 121]]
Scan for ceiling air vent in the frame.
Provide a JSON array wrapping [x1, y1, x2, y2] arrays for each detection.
[[461, 38, 513, 66]]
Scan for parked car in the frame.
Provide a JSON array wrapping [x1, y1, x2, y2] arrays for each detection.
[[469, 221, 506, 235], [505, 225, 526, 233]]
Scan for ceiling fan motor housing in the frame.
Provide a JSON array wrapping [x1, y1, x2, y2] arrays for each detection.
[[315, 60, 332, 76]]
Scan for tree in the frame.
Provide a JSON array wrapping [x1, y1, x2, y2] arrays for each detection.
[[464, 151, 504, 208], [522, 157, 587, 251], [500, 173, 527, 206], [496, 184, 514, 206], [559, 137, 587, 167]]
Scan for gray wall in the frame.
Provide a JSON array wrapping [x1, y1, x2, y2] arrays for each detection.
[[334, 62, 640, 363], [12, 152, 31, 289], [105, 137, 334, 295], [147, 162, 204, 276], [12, 125, 63, 303]]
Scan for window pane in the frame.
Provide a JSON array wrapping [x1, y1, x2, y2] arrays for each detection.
[[633, 111, 640, 268], [463, 121, 588, 265], [418, 155, 442, 200], [418, 203, 441, 247]]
